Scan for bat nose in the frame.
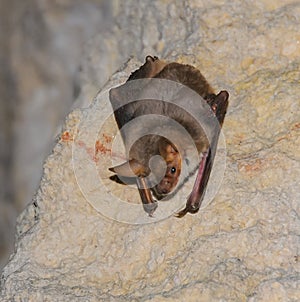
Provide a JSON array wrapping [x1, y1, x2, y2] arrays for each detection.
[[161, 188, 169, 195], [154, 184, 169, 197]]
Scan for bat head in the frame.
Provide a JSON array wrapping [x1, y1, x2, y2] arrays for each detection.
[[109, 139, 182, 198], [153, 140, 181, 198]]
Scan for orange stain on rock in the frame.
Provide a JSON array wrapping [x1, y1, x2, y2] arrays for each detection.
[[102, 133, 113, 144], [61, 131, 73, 142], [277, 122, 299, 142], [95, 140, 111, 155], [239, 158, 263, 173]]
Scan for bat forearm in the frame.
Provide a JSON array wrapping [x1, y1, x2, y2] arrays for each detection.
[[136, 177, 158, 217], [175, 151, 210, 217]]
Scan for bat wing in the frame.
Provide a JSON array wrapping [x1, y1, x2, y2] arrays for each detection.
[[176, 91, 229, 217]]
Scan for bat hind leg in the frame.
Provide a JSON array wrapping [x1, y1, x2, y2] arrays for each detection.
[[174, 204, 199, 218]]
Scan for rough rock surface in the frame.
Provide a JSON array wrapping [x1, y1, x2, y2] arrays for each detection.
[[1, 1, 300, 301]]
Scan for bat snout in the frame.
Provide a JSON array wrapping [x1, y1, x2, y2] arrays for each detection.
[[154, 171, 179, 198], [152, 141, 182, 198], [155, 182, 171, 196], [152, 185, 170, 199]]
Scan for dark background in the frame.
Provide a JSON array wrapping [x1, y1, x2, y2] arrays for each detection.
[[0, 0, 113, 271]]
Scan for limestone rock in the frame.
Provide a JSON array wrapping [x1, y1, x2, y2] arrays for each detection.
[[1, 1, 300, 301]]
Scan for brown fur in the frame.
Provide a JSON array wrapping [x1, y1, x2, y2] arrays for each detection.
[[128, 56, 168, 81], [109, 56, 229, 216]]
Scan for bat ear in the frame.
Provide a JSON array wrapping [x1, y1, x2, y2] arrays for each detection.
[[217, 90, 229, 104], [158, 139, 178, 155], [166, 143, 177, 154], [207, 90, 229, 125], [109, 159, 149, 177]]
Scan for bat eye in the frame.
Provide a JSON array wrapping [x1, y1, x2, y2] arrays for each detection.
[[170, 167, 176, 174]]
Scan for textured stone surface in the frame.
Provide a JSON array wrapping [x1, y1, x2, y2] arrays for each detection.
[[1, 1, 300, 301]]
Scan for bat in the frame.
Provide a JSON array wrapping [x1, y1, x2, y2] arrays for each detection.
[[109, 56, 229, 217]]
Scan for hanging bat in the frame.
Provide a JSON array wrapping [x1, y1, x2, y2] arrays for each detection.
[[109, 56, 229, 217]]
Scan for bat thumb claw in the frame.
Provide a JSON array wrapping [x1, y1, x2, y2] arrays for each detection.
[[143, 202, 158, 217]]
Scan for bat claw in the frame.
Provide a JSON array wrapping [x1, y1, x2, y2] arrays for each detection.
[[174, 209, 188, 218], [174, 204, 200, 218], [145, 55, 159, 62], [143, 202, 158, 217]]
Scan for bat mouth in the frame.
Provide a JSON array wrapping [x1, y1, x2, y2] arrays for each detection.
[[152, 185, 170, 200]]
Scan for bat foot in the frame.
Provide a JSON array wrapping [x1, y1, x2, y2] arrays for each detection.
[[174, 204, 200, 218], [143, 202, 158, 217], [145, 55, 159, 62]]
